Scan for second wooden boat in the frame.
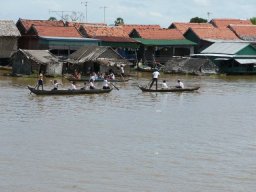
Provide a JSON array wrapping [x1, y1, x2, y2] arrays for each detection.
[[138, 85, 200, 92]]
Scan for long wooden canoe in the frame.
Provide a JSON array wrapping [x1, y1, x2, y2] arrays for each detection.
[[28, 86, 113, 95], [66, 77, 130, 82], [138, 85, 200, 92]]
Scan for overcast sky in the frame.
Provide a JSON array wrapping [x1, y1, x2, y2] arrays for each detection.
[[0, 0, 255, 27]]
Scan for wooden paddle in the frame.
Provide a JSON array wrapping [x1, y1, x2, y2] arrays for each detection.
[[110, 82, 119, 90]]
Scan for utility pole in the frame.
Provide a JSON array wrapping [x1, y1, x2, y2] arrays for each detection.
[[100, 6, 107, 24], [49, 10, 73, 21], [81, 1, 88, 22], [207, 12, 212, 21]]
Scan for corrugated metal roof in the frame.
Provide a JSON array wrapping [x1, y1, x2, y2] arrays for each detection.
[[235, 59, 256, 64], [68, 46, 129, 65], [133, 38, 196, 46], [201, 42, 251, 55], [20, 49, 59, 64], [0, 20, 20, 36], [39, 36, 99, 42]]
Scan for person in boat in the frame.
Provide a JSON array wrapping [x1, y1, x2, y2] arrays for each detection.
[[35, 73, 44, 90], [73, 69, 80, 79], [51, 80, 62, 91], [175, 79, 184, 89], [70, 81, 77, 90], [161, 80, 168, 89], [98, 72, 104, 79], [149, 69, 160, 90], [120, 64, 125, 77], [89, 79, 96, 89], [89, 72, 98, 82], [77, 71, 81, 80], [103, 76, 110, 89], [80, 82, 87, 90], [109, 72, 115, 80]]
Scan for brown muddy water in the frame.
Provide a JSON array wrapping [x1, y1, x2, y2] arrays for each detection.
[[0, 72, 256, 192]]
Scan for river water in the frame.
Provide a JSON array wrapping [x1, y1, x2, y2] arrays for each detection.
[[0, 72, 256, 192]]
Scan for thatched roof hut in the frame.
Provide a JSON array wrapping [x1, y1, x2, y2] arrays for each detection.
[[11, 49, 62, 76]]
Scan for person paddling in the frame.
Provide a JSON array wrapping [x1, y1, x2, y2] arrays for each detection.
[[149, 69, 160, 90]]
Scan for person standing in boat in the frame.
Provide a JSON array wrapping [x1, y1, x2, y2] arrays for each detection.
[[35, 73, 44, 90], [175, 79, 184, 89], [149, 69, 160, 90]]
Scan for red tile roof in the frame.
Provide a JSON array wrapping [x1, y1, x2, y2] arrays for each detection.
[[188, 27, 240, 40], [120, 24, 161, 35], [66, 22, 107, 28], [229, 25, 256, 41], [94, 36, 137, 43], [28, 26, 82, 38], [80, 25, 128, 38], [18, 19, 65, 33], [169, 22, 214, 34], [131, 28, 185, 40], [210, 19, 252, 28]]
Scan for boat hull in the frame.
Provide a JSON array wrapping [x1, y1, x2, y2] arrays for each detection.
[[138, 86, 200, 92], [28, 86, 113, 95]]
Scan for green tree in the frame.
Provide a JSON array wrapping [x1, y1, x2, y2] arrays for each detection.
[[250, 17, 256, 25], [48, 17, 57, 21], [115, 17, 124, 26], [190, 17, 207, 23]]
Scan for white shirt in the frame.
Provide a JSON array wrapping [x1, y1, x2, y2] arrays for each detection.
[[152, 71, 160, 78], [90, 75, 96, 81], [89, 82, 95, 88], [110, 73, 115, 80], [71, 83, 77, 90], [103, 79, 109, 87], [54, 83, 59, 89], [162, 82, 168, 89], [178, 81, 184, 88], [121, 66, 124, 74]]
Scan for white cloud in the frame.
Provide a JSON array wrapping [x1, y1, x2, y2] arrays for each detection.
[[193, 0, 211, 6], [149, 12, 164, 18]]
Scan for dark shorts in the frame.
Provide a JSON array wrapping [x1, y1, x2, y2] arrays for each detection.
[[38, 80, 43, 85]]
